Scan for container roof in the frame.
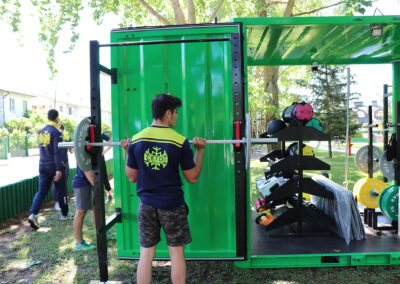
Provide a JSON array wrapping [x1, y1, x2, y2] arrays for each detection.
[[233, 16, 400, 66]]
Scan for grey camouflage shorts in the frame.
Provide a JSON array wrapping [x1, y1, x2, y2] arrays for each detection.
[[137, 202, 192, 247]]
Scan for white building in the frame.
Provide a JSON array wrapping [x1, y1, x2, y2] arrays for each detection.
[[0, 89, 34, 126], [0, 89, 111, 126], [31, 93, 112, 125]]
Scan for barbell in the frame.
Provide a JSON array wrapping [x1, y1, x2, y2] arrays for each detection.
[[59, 114, 278, 171]]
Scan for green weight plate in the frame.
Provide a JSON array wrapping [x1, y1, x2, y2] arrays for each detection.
[[383, 186, 396, 213], [74, 117, 92, 171], [354, 145, 382, 173], [382, 185, 399, 221], [379, 185, 394, 211]]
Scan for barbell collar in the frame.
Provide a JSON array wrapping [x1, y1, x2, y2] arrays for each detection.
[[367, 123, 379, 128], [59, 137, 278, 149]]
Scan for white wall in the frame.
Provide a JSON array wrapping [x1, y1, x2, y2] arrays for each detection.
[[1, 93, 32, 125]]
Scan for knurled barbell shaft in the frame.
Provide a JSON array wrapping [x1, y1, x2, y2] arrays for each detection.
[[59, 138, 278, 148]]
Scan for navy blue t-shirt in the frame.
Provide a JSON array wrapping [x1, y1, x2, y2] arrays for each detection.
[[72, 166, 91, 188], [127, 125, 195, 210]]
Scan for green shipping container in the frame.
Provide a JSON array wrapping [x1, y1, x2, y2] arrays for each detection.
[[104, 15, 400, 269]]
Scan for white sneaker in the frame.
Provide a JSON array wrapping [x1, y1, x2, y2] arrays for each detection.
[[60, 212, 74, 221], [28, 214, 39, 229], [54, 203, 61, 211]]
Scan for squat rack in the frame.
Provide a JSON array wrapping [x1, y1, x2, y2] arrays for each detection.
[[89, 24, 248, 282]]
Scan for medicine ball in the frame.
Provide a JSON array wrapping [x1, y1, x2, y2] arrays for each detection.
[[305, 118, 323, 131], [287, 143, 314, 157], [266, 119, 287, 135], [282, 102, 314, 125]]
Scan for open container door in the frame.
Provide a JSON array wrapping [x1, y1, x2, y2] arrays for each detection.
[[232, 15, 400, 268], [110, 23, 248, 260]]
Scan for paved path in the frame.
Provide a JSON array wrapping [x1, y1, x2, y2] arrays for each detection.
[[0, 148, 113, 186]]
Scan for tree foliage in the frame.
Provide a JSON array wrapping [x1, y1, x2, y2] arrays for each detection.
[[1, 0, 373, 77], [297, 65, 362, 142], [1, 0, 373, 140]]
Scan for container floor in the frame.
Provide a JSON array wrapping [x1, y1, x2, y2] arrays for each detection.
[[251, 210, 400, 255]]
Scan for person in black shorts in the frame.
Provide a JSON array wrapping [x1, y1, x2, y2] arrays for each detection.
[[121, 93, 206, 284]]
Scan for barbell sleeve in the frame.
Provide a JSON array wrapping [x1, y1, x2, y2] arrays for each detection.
[[58, 137, 278, 148], [386, 123, 400, 127]]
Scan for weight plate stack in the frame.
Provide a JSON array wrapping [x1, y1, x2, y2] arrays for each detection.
[[378, 185, 395, 211], [380, 185, 399, 221]]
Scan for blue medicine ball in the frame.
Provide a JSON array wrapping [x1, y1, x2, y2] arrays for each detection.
[[267, 119, 287, 135]]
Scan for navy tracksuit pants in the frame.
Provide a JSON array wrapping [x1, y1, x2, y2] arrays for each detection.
[[30, 163, 69, 216]]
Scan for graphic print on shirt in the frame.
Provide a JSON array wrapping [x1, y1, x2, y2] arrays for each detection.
[[38, 131, 51, 147], [144, 146, 168, 170]]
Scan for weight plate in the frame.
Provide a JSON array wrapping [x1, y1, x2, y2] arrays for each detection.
[[379, 185, 395, 211], [74, 117, 92, 171], [354, 145, 382, 173], [379, 150, 395, 180], [353, 177, 368, 198], [356, 178, 386, 209], [382, 185, 399, 221]]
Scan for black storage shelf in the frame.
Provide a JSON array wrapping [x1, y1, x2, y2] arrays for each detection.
[[260, 150, 286, 162], [264, 178, 334, 206], [258, 123, 332, 235], [265, 206, 331, 232], [271, 125, 330, 141], [270, 156, 330, 171]]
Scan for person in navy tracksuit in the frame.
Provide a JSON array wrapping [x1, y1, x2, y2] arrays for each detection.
[[28, 109, 70, 229], [52, 124, 71, 211]]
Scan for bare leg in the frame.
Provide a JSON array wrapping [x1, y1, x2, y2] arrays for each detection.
[[73, 209, 87, 244], [137, 246, 156, 284], [168, 246, 186, 284]]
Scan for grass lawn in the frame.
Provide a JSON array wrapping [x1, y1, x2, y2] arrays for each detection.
[[1, 148, 399, 283]]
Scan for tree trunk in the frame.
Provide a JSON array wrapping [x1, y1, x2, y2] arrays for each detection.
[[187, 0, 196, 24], [260, 0, 295, 152], [170, 0, 186, 24], [328, 139, 332, 158]]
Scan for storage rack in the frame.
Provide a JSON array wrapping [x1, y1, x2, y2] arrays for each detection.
[[260, 124, 334, 235], [363, 105, 398, 232]]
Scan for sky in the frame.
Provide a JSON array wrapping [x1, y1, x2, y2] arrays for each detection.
[[0, 0, 399, 108]]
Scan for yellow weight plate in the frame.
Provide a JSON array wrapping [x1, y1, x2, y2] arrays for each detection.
[[356, 178, 387, 209], [355, 178, 369, 201], [353, 178, 368, 198]]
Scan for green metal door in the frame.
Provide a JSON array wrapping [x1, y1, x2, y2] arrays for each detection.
[[110, 24, 247, 259]]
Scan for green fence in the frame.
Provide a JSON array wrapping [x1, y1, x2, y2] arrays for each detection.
[[9, 136, 28, 157], [27, 135, 39, 149], [0, 136, 7, 159], [351, 138, 376, 143], [0, 159, 113, 223]]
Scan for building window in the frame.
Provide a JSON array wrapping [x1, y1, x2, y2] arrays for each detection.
[[23, 100, 28, 112], [9, 98, 15, 111], [60, 105, 63, 112], [68, 107, 72, 115]]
